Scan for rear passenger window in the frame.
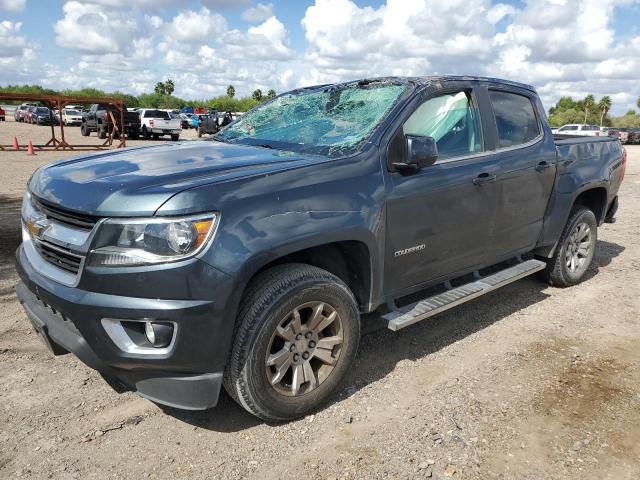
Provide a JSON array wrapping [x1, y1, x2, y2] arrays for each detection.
[[489, 91, 540, 148]]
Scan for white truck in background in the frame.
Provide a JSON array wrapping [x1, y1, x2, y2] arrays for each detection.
[[550, 124, 602, 136], [138, 109, 182, 141]]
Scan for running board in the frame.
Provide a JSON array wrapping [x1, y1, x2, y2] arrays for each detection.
[[382, 259, 547, 331]]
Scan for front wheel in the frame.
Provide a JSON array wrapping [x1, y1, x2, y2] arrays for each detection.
[[543, 206, 597, 287], [80, 123, 90, 136], [224, 264, 360, 422], [171, 134, 179, 141]]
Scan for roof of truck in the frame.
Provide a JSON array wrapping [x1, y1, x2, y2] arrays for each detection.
[[297, 75, 537, 94]]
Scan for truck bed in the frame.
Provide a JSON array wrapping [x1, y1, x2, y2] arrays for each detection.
[[553, 134, 623, 169]]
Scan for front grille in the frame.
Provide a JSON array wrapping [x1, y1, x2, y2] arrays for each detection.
[[34, 242, 82, 274], [33, 198, 98, 230]]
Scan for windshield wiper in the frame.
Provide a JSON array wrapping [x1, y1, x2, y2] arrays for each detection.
[[255, 144, 273, 149]]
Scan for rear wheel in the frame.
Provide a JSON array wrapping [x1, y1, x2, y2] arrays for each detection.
[[129, 130, 139, 140], [98, 124, 107, 139], [224, 264, 360, 422], [171, 134, 179, 141], [80, 123, 90, 136], [543, 206, 597, 287]]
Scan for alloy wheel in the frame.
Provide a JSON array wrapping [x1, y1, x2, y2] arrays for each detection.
[[565, 221, 592, 273], [265, 301, 344, 397]]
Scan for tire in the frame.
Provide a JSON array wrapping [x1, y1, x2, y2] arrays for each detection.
[[142, 126, 151, 140], [98, 124, 107, 139], [129, 130, 139, 140], [152, 133, 160, 140], [171, 134, 179, 141], [80, 123, 90, 136], [542, 206, 597, 287], [224, 264, 360, 422]]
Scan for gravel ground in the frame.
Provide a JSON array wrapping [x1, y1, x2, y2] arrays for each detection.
[[1, 118, 639, 479]]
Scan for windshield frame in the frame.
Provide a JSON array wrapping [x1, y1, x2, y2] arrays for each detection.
[[214, 79, 413, 158]]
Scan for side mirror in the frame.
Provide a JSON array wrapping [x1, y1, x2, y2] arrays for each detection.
[[406, 135, 438, 169]]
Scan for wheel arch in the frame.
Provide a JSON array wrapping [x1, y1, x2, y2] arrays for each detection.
[[238, 240, 374, 314]]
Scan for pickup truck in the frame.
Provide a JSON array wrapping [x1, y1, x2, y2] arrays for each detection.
[[138, 109, 181, 141], [15, 76, 625, 422], [551, 124, 602, 136], [80, 103, 141, 140]]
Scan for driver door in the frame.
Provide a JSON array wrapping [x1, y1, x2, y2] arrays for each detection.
[[384, 89, 502, 295]]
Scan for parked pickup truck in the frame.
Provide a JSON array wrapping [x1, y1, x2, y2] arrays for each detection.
[[551, 124, 602, 136], [80, 103, 141, 140], [138, 109, 181, 141], [15, 76, 625, 421]]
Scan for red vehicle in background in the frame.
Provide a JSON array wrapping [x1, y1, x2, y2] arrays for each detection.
[[194, 106, 207, 115], [0, 106, 5, 121]]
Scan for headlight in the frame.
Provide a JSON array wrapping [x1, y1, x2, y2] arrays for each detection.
[[88, 213, 218, 267]]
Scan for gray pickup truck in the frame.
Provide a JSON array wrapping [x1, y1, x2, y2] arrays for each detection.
[[16, 76, 625, 421]]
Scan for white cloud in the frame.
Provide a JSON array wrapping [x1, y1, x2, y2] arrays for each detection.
[[54, 1, 142, 54], [0, 21, 36, 82], [300, 0, 496, 84], [487, 3, 516, 24], [0, 0, 26, 12], [242, 2, 273, 23], [165, 7, 227, 43]]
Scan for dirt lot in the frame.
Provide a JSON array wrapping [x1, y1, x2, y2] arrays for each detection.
[[1, 118, 639, 479]]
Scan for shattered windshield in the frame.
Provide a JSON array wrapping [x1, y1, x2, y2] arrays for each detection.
[[218, 82, 407, 156]]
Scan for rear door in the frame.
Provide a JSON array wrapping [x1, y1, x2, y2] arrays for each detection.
[[384, 87, 502, 294], [486, 89, 557, 258]]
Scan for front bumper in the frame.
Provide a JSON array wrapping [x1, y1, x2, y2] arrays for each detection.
[[15, 243, 238, 410]]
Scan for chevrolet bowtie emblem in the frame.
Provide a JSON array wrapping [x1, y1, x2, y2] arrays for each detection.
[[26, 216, 50, 239]]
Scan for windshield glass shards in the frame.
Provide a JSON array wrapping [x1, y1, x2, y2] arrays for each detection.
[[219, 82, 407, 156]]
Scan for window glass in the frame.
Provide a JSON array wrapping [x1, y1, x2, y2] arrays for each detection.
[[489, 91, 540, 148], [402, 91, 482, 159]]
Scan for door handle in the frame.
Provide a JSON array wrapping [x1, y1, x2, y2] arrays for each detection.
[[473, 173, 497, 185], [535, 161, 551, 172]]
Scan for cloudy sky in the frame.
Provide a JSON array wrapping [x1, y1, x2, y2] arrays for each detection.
[[1, 0, 639, 114]]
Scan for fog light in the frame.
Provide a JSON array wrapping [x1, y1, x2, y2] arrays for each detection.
[[144, 321, 174, 348]]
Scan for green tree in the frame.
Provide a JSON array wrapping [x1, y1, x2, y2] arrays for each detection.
[[226, 85, 235, 98], [266, 89, 276, 100], [583, 94, 595, 123], [154, 82, 165, 95], [164, 79, 175, 96], [252, 88, 263, 101], [597, 96, 612, 126], [637, 97, 640, 110]]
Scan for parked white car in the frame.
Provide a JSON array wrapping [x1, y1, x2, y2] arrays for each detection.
[[61, 108, 84, 126], [138, 108, 182, 141], [551, 124, 602, 136]]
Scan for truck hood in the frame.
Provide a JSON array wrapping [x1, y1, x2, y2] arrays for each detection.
[[29, 141, 326, 217]]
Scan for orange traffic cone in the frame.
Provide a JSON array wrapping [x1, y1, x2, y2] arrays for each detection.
[[12, 136, 19, 150], [27, 141, 36, 156]]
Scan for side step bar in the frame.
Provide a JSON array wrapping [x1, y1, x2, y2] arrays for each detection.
[[382, 259, 547, 331]]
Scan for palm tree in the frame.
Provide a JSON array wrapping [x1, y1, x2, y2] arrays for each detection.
[[252, 89, 263, 101], [598, 96, 612, 126], [583, 94, 595, 123], [266, 89, 276, 99], [227, 85, 235, 98], [637, 96, 640, 110], [164, 79, 175, 96]]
